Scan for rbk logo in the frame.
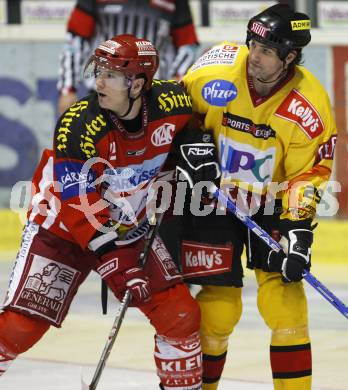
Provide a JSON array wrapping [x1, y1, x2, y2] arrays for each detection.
[[187, 147, 214, 156]]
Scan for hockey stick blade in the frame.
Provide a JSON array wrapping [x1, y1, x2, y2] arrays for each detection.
[[213, 187, 348, 320]]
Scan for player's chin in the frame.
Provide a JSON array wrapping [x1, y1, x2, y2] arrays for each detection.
[[248, 64, 260, 77], [97, 95, 109, 108], [247, 66, 255, 77]]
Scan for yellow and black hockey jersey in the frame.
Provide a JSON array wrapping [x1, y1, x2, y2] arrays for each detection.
[[183, 42, 337, 220]]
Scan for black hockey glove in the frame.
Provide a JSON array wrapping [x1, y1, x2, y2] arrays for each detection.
[[174, 128, 221, 191], [267, 219, 313, 282]]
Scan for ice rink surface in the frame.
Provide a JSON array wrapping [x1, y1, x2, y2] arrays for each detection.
[[0, 257, 347, 390], [1, 359, 278, 390]]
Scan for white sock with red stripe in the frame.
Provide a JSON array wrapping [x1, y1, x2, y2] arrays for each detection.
[[154, 332, 202, 390]]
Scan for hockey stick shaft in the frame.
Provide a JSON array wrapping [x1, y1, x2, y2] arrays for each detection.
[[101, 280, 108, 314], [213, 187, 348, 319], [84, 290, 131, 390], [83, 214, 164, 390]]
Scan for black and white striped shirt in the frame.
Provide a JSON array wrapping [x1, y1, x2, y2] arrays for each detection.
[[58, 0, 199, 94]]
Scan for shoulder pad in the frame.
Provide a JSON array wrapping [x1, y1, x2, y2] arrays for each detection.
[[148, 79, 192, 117], [55, 94, 109, 159]]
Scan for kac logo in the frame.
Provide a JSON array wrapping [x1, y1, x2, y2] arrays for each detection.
[[151, 123, 176, 146], [202, 80, 237, 107]]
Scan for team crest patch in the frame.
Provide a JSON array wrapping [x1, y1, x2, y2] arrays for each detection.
[[275, 89, 324, 139], [151, 123, 176, 146], [11, 255, 80, 325]]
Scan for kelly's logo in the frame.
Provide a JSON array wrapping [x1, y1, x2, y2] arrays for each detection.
[[275, 89, 324, 138], [184, 249, 223, 269], [181, 241, 232, 279]]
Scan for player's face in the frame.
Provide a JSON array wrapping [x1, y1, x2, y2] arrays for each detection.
[[248, 40, 284, 81], [95, 70, 132, 113]]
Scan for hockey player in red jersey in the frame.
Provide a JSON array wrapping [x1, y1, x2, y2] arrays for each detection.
[[0, 35, 203, 389], [57, 0, 199, 114], [177, 4, 338, 390]]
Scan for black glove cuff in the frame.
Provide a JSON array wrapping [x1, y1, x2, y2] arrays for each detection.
[[173, 128, 214, 146], [279, 218, 313, 238], [289, 230, 313, 249]]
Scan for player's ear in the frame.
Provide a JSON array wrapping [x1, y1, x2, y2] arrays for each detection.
[[285, 50, 297, 66], [130, 78, 145, 97]]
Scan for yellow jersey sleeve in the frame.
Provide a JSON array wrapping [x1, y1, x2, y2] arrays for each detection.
[[280, 89, 337, 220]]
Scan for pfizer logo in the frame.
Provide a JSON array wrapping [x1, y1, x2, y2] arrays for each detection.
[[202, 80, 237, 107]]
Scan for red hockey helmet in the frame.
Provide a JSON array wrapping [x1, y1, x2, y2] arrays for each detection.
[[84, 34, 159, 90]]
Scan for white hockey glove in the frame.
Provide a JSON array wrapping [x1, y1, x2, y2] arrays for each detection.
[[169, 43, 198, 79]]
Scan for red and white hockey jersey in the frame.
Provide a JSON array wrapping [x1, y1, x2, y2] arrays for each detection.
[[28, 80, 192, 249]]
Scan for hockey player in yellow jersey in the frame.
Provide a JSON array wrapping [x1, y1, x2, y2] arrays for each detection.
[[176, 4, 338, 390]]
